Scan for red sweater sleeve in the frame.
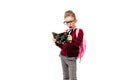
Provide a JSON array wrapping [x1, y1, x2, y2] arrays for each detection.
[[55, 42, 63, 49], [71, 29, 84, 47]]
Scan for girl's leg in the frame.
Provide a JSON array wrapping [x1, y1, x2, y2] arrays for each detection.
[[60, 55, 69, 80]]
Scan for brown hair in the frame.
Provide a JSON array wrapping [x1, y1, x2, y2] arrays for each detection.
[[64, 10, 76, 20]]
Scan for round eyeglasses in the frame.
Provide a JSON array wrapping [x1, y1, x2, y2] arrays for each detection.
[[63, 20, 75, 25]]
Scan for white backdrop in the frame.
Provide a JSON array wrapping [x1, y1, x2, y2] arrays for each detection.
[[0, 0, 120, 80]]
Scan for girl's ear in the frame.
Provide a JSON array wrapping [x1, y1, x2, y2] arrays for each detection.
[[75, 19, 77, 23]]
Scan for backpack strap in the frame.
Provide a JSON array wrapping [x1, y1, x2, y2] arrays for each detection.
[[75, 28, 86, 62], [75, 28, 80, 38]]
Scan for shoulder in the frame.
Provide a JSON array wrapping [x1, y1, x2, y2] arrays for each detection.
[[76, 28, 84, 34]]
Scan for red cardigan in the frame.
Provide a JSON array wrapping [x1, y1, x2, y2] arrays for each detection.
[[55, 28, 84, 57]]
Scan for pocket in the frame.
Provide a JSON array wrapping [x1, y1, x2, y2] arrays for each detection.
[[68, 57, 76, 61]]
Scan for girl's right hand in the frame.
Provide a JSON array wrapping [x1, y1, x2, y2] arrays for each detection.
[[52, 38, 56, 43]]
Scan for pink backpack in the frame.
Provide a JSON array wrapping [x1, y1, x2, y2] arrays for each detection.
[[76, 28, 86, 62]]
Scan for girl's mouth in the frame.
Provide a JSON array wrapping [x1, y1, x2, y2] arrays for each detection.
[[69, 26, 72, 28]]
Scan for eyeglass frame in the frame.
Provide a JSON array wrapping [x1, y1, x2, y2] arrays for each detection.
[[63, 20, 75, 25]]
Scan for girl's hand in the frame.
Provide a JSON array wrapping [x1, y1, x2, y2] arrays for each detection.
[[67, 35, 72, 41], [52, 38, 56, 43]]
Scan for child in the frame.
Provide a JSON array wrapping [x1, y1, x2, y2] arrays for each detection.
[[53, 10, 84, 80]]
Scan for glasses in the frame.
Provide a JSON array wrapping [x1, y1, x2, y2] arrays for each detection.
[[63, 20, 75, 25]]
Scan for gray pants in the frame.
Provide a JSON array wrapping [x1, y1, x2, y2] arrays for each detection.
[[60, 55, 77, 80]]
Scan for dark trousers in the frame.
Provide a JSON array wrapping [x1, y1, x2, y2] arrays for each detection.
[[60, 55, 77, 80]]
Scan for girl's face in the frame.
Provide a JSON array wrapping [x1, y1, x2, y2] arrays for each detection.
[[64, 16, 77, 29]]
